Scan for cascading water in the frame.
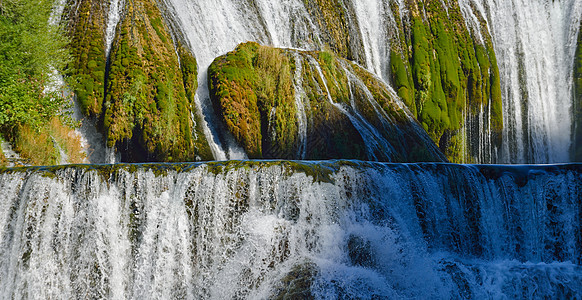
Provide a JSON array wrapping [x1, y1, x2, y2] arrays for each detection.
[[163, 0, 403, 161], [105, 0, 125, 57], [306, 56, 395, 160], [470, 0, 582, 163], [292, 53, 308, 159], [162, 0, 582, 163], [6, 1, 579, 298], [1, 161, 581, 298]]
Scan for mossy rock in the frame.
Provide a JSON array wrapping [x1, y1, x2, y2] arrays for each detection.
[[271, 262, 317, 300], [64, 0, 107, 117], [208, 42, 446, 162], [68, 0, 212, 162]]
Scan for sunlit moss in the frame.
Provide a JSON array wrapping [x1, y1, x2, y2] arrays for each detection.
[[68, 0, 212, 162], [387, 1, 503, 162]]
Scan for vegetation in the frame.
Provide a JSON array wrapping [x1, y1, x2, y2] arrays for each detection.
[[387, 1, 503, 162], [302, 0, 354, 60], [209, 42, 445, 162], [0, 0, 84, 166], [64, 0, 107, 117], [104, 0, 211, 162], [208, 42, 297, 158], [65, 0, 212, 162]]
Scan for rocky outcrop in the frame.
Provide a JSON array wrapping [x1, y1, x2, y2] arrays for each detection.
[[66, 0, 212, 162], [208, 42, 446, 162], [289, 0, 504, 162]]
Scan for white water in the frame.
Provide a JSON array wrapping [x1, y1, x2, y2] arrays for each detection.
[[350, 0, 388, 79], [308, 56, 396, 161], [163, 0, 405, 160], [292, 53, 308, 159], [0, 140, 25, 168], [105, 0, 125, 57], [163, 0, 271, 160], [1, 161, 580, 298], [161, 0, 582, 163], [471, 0, 582, 163]]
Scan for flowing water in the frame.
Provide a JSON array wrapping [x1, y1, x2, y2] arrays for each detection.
[[471, 0, 582, 163], [163, 0, 395, 161], [0, 161, 580, 298], [292, 53, 308, 159], [13, 1, 578, 296], [105, 0, 125, 58], [162, 0, 582, 163]]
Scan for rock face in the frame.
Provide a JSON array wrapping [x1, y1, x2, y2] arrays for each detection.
[[62, 0, 507, 163], [66, 0, 212, 162], [208, 42, 446, 162], [276, 0, 503, 162], [65, 0, 108, 119]]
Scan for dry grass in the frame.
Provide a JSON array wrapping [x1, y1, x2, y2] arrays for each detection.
[[15, 124, 58, 166], [0, 148, 6, 167], [14, 118, 86, 166], [48, 118, 86, 164]]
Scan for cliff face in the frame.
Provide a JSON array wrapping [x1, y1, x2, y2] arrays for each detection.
[[66, 0, 212, 162], [62, 0, 503, 163], [65, 0, 108, 118], [103, 0, 211, 162], [208, 42, 446, 162]]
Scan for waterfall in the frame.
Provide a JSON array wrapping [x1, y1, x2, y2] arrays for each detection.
[[160, 0, 582, 163], [306, 56, 396, 161], [163, 0, 398, 160], [350, 0, 389, 79], [470, 0, 582, 163], [1, 161, 581, 298], [292, 53, 308, 159], [0, 141, 24, 168], [105, 0, 125, 57]]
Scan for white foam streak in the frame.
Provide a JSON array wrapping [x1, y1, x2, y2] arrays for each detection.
[[292, 53, 308, 159]]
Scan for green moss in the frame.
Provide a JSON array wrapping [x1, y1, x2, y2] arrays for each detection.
[[386, 1, 503, 163], [390, 51, 415, 115], [301, 0, 353, 60], [210, 42, 444, 162], [64, 0, 213, 162], [208, 42, 299, 158], [65, 0, 107, 117]]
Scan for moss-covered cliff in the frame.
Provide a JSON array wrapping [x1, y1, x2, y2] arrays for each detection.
[[387, 1, 502, 162], [297, 0, 503, 162], [208, 42, 446, 162], [573, 21, 582, 161], [62, 0, 503, 164], [66, 0, 212, 162], [104, 0, 211, 162]]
